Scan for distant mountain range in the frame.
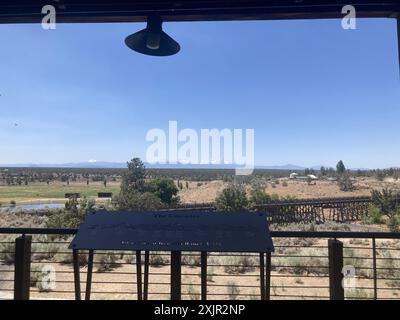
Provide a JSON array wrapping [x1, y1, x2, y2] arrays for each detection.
[[0, 161, 126, 169], [0, 161, 304, 170], [0, 161, 372, 170]]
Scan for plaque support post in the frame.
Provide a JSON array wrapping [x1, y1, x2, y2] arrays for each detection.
[[201, 251, 207, 300], [260, 252, 271, 300], [259, 252, 266, 300], [266, 252, 271, 300], [72, 249, 81, 300], [85, 250, 94, 300], [143, 251, 149, 300], [136, 250, 142, 300], [171, 251, 181, 300]]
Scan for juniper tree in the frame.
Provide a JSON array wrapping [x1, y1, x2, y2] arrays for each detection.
[[121, 157, 146, 193], [336, 160, 346, 175]]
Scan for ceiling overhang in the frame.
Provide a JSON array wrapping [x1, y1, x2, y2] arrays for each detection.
[[0, 1, 399, 24]]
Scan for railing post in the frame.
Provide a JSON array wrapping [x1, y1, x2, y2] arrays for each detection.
[[14, 235, 32, 300], [143, 251, 149, 300], [328, 239, 344, 300], [372, 238, 377, 300], [136, 250, 142, 300], [72, 249, 81, 300]]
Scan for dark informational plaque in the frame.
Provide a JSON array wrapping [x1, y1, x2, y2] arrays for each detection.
[[69, 211, 274, 252]]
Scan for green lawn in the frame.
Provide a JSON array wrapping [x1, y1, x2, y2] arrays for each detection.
[[0, 184, 120, 204]]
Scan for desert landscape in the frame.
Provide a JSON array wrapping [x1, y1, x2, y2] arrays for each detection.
[[1, 169, 400, 207], [1, 165, 400, 300], [179, 177, 400, 203]]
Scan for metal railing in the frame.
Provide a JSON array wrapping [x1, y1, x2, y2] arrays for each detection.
[[1, 228, 399, 300]]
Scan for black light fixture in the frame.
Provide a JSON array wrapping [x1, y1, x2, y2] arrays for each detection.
[[125, 15, 180, 56]]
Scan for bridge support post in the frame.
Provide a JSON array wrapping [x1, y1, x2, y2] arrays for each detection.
[[328, 239, 344, 300]]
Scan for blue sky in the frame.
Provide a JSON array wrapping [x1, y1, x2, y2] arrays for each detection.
[[0, 18, 399, 168]]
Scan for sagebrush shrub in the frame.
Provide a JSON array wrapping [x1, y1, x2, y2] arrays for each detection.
[[226, 281, 240, 300], [223, 255, 256, 274], [182, 253, 201, 267], [187, 283, 199, 300], [95, 252, 119, 272], [149, 252, 169, 267], [32, 243, 60, 261], [0, 243, 15, 265]]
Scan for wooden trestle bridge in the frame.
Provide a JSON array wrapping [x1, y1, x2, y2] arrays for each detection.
[[166, 196, 391, 224], [254, 196, 378, 224]]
